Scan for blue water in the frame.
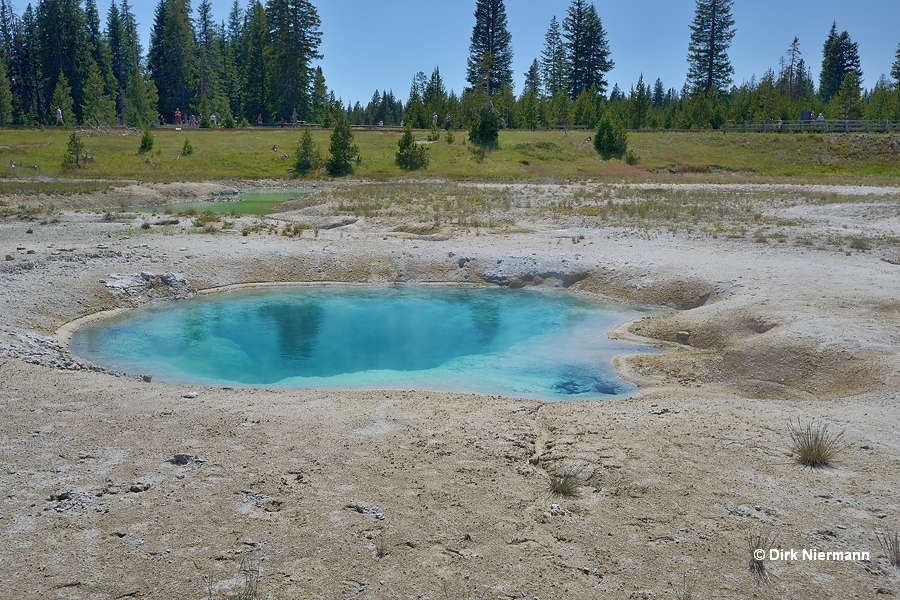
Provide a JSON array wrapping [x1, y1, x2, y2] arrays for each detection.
[[69, 286, 653, 401]]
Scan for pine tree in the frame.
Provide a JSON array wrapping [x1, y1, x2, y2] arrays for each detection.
[[294, 127, 321, 175], [686, 0, 736, 93], [265, 0, 322, 121], [37, 0, 92, 123], [563, 0, 613, 98], [50, 72, 74, 126], [84, 0, 116, 97], [629, 74, 650, 129], [240, 1, 269, 122], [396, 124, 429, 170], [541, 15, 566, 97], [148, 0, 198, 121], [11, 5, 43, 124], [594, 113, 626, 159], [570, 86, 598, 127], [778, 37, 803, 100], [524, 59, 541, 95], [195, 0, 222, 104], [652, 78, 665, 107], [519, 85, 540, 130], [326, 112, 358, 176], [819, 23, 861, 103], [81, 58, 116, 125], [465, 0, 513, 96], [0, 53, 12, 124], [892, 42, 900, 86], [468, 91, 500, 147], [125, 62, 159, 127], [829, 70, 862, 119]]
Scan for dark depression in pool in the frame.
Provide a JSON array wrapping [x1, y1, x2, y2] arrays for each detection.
[[69, 286, 654, 400]]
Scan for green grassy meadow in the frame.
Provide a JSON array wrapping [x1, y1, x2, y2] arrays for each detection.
[[0, 126, 898, 188]]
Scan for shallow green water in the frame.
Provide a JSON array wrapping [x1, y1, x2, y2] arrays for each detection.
[[70, 286, 653, 401], [145, 189, 310, 215]]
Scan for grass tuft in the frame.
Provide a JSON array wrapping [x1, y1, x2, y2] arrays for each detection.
[[788, 418, 846, 468], [673, 574, 695, 600], [747, 530, 777, 585], [878, 531, 900, 569], [206, 555, 260, 600], [549, 464, 585, 497]]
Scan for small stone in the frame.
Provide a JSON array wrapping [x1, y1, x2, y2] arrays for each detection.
[[182, 391, 198, 399], [141, 374, 152, 382], [675, 331, 691, 344], [4, 255, 12, 261]]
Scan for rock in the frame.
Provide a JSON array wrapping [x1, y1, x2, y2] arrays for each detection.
[[141, 374, 152, 382], [101, 271, 195, 301], [4, 255, 12, 261], [349, 503, 385, 520], [167, 453, 205, 466], [49, 491, 97, 512], [182, 391, 199, 399], [320, 217, 358, 230], [676, 331, 691, 344]]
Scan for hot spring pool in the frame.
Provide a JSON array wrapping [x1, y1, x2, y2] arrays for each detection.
[[69, 286, 654, 401]]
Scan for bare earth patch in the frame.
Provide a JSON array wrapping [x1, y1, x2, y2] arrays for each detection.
[[1, 181, 898, 598]]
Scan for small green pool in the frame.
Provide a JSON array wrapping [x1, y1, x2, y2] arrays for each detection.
[[146, 189, 311, 216]]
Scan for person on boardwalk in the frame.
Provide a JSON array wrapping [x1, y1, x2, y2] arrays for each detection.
[[432, 112, 438, 127], [174, 108, 182, 125], [445, 114, 451, 130], [55, 106, 63, 126]]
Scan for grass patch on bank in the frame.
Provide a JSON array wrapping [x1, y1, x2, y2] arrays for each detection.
[[1, 127, 900, 186]]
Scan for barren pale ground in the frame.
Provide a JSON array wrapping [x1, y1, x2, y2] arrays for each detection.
[[1, 180, 899, 599]]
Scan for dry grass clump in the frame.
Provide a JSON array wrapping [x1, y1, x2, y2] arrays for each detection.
[[877, 531, 900, 569], [673, 574, 695, 600], [549, 464, 586, 497], [747, 530, 778, 584], [788, 418, 846, 468], [206, 556, 260, 600]]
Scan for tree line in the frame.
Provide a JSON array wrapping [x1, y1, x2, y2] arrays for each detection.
[[0, 0, 329, 127], [0, 0, 898, 130]]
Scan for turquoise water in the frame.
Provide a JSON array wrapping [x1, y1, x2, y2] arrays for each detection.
[[144, 189, 311, 216], [70, 286, 653, 401]]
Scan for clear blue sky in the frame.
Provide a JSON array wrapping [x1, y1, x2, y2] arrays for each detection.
[[124, 0, 899, 105]]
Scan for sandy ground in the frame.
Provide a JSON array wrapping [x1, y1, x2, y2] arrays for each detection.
[[1, 180, 899, 599]]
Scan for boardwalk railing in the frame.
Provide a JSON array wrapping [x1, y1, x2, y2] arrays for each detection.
[[724, 119, 900, 134]]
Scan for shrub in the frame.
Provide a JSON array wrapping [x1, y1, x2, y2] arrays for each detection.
[[625, 148, 639, 165], [326, 114, 359, 177], [138, 128, 154, 153], [396, 125, 429, 170], [293, 128, 322, 176], [222, 112, 236, 128], [849, 236, 871, 251], [788, 418, 845, 468], [468, 99, 500, 148], [426, 126, 440, 142], [446, 130, 455, 144], [594, 115, 627, 160], [181, 137, 193, 156]]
